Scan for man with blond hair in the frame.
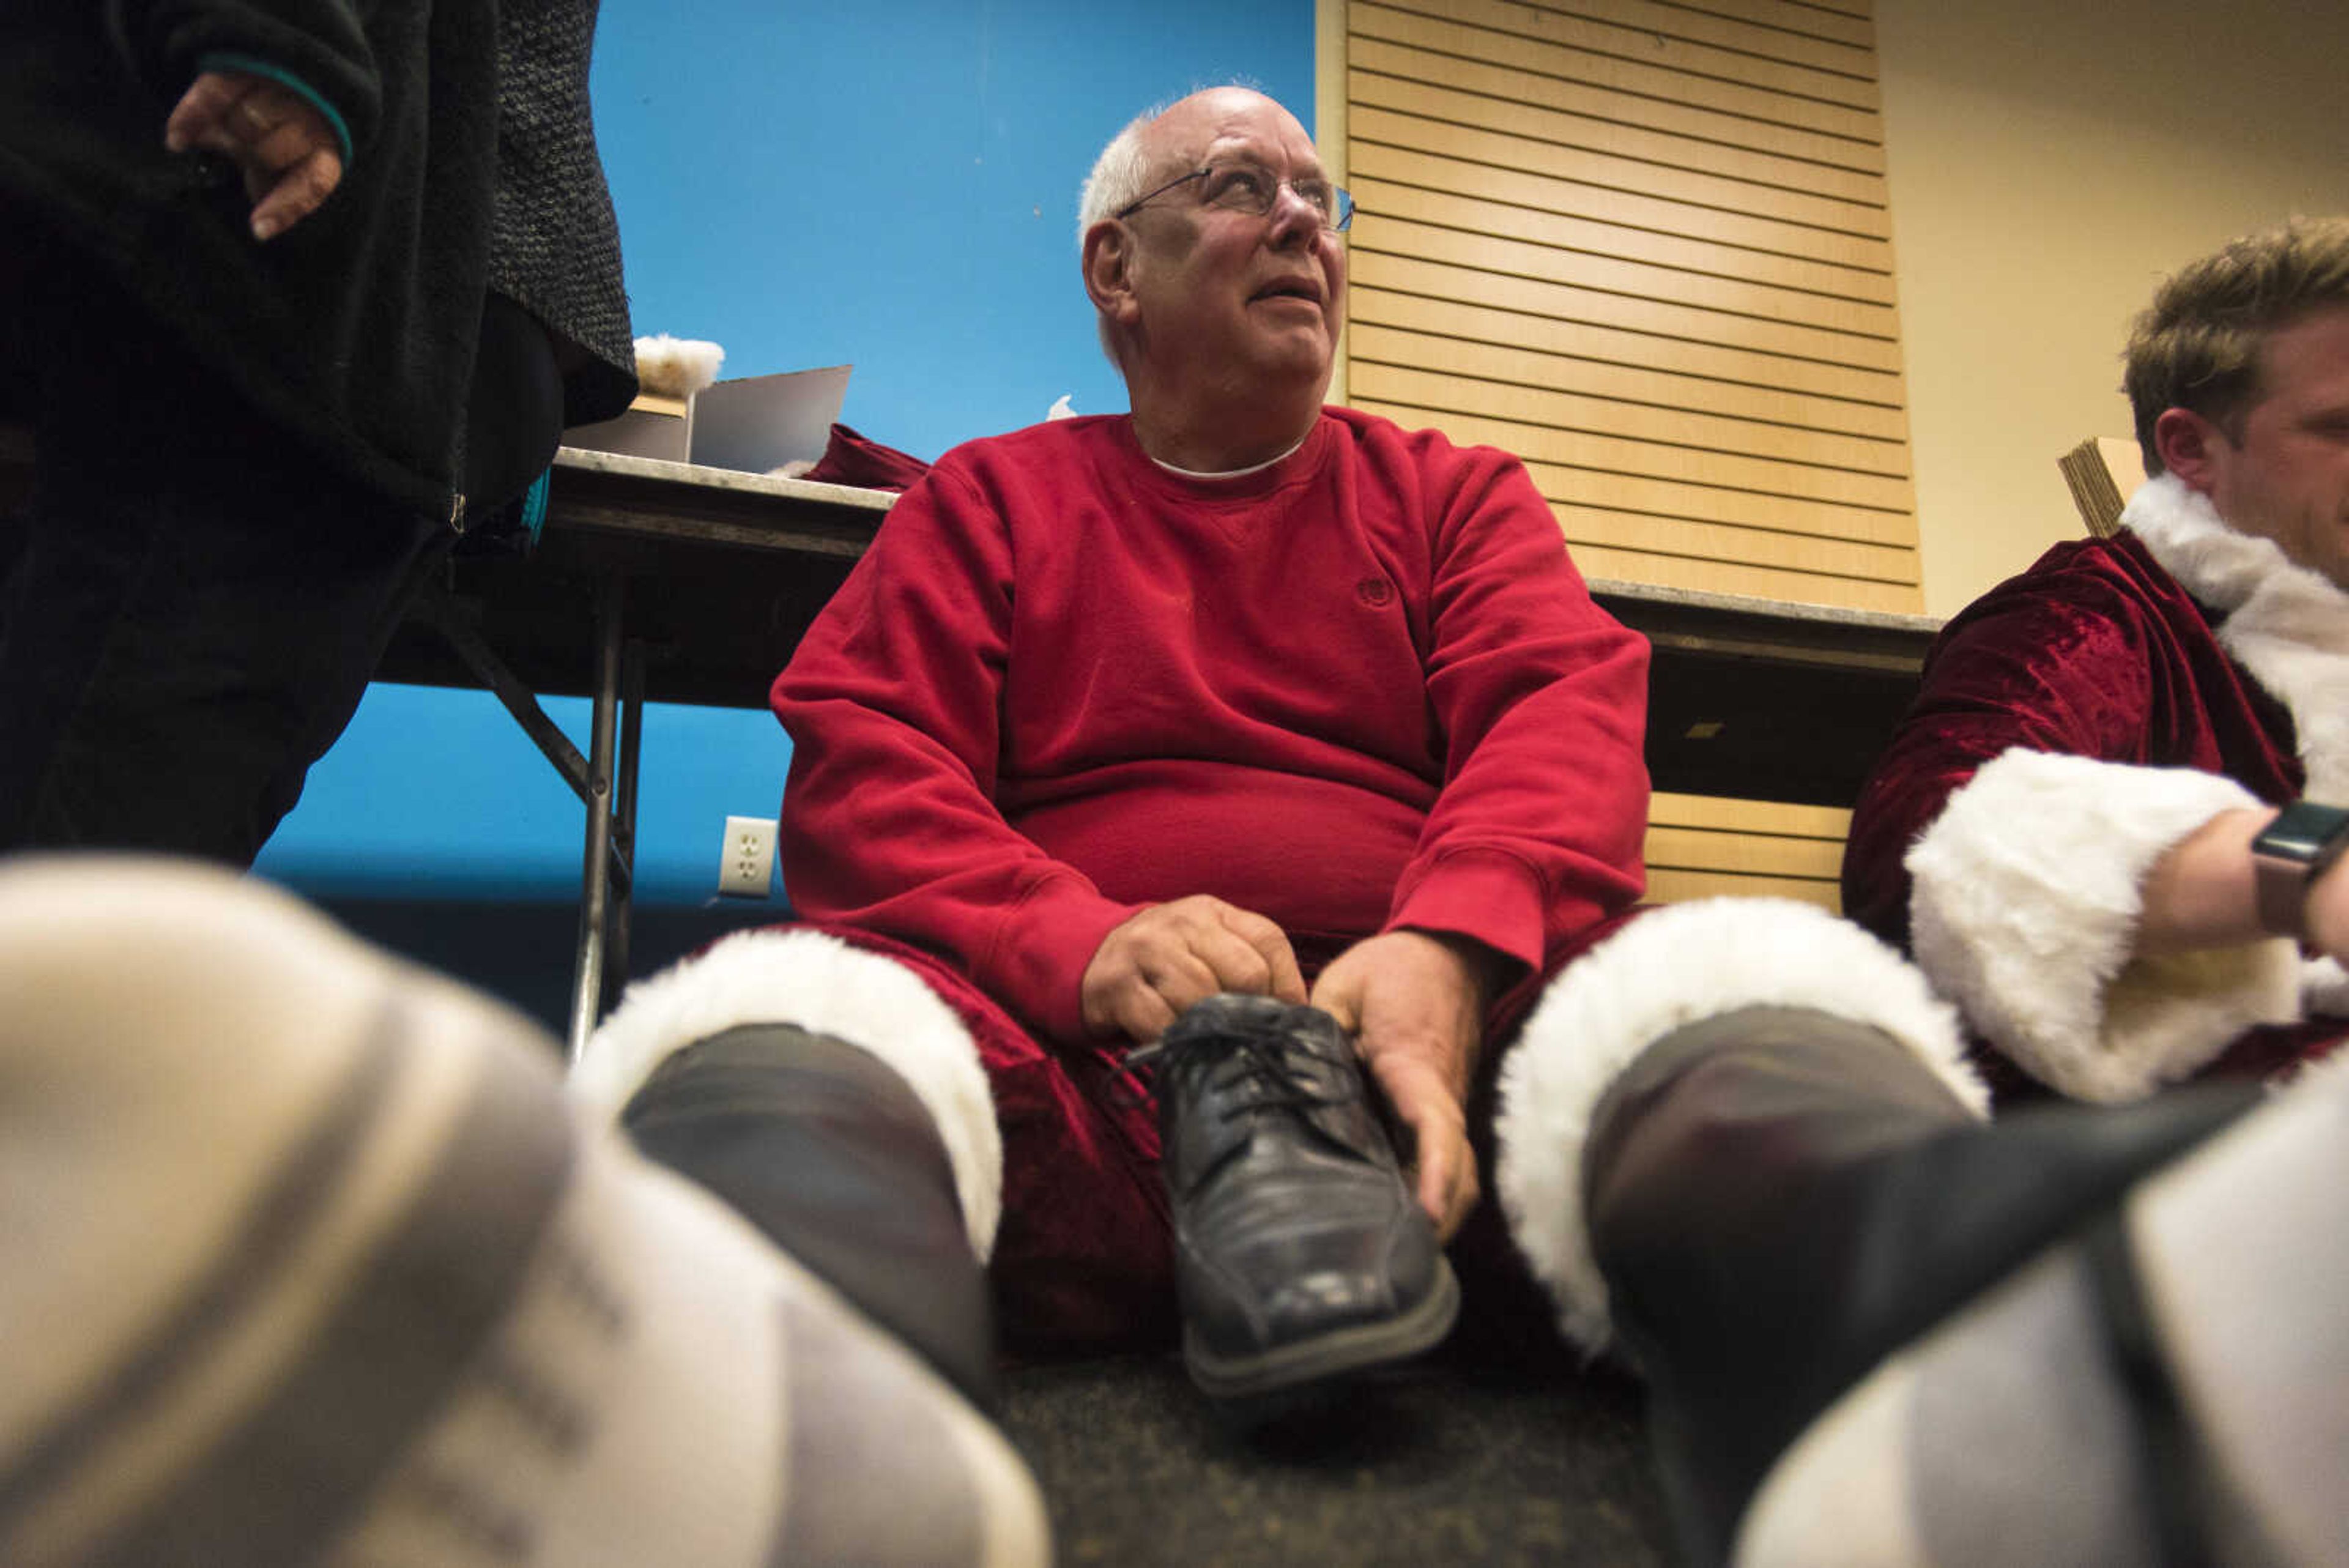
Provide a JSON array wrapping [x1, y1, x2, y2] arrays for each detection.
[[1846, 218, 2349, 1103]]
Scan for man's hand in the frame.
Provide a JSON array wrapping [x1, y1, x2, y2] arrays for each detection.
[[1310, 930, 1501, 1242], [1081, 895, 1307, 1043], [165, 72, 344, 241]]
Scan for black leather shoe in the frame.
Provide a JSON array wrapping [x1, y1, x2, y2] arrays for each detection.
[[1138, 994, 1460, 1402]]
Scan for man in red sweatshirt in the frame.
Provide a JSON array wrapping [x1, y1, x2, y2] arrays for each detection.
[[755, 84, 1652, 1369]]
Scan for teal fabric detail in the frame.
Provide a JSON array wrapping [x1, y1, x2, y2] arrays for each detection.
[[195, 52, 355, 168], [521, 469, 551, 545]]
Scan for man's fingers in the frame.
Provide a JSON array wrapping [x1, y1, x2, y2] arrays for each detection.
[[1417, 1139, 1480, 1241], [231, 92, 281, 141], [249, 113, 327, 174], [1306, 968, 1359, 1035], [1414, 1140, 1449, 1230], [1083, 897, 1309, 1042], [1093, 927, 1222, 1041], [1396, 1111, 1472, 1238], [164, 74, 250, 153], [1189, 912, 1292, 1001], [1111, 984, 1179, 1046], [168, 76, 294, 158], [1087, 962, 1181, 1044], [250, 148, 344, 240], [233, 92, 343, 237], [1371, 1051, 1477, 1237], [163, 73, 343, 240], [1220, 905, 1308, 1003], [1406, 1116, 1478, 1239], [1152, 896, 1303, 1005], [1140, 947, 1224, 1024]]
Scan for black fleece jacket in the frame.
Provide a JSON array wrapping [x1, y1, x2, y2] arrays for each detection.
[[2, 1, 500, 516]]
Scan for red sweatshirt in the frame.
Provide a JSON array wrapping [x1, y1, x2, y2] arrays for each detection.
[[773, 407, 1649, 1042]]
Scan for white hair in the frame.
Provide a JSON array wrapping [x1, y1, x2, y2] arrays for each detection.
[[1075, 105, 1167, 375], [1075, 109, 1163, 251]]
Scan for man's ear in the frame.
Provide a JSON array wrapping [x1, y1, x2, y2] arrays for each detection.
[[1082, 220, 1139, 327], [2154, 406, 2230, 494]]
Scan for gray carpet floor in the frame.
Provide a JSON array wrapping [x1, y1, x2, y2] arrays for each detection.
[[996, 1350, 1674, 1567]]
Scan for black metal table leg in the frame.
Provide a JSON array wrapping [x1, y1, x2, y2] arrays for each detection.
[[568, 573, 625, 1062]]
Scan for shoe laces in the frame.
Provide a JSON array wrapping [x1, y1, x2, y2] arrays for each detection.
[[1121, 1025, 1354, 1121]]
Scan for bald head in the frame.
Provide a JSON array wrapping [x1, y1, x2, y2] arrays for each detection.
[[1076, 88, 1306, 247], [1145, 87, 1313, 178]]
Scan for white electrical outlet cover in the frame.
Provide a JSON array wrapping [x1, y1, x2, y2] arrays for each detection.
[[718, 814, 777, 898]]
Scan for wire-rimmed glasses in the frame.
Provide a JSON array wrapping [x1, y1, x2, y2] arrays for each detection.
[[1115, 161, 1354, 232]]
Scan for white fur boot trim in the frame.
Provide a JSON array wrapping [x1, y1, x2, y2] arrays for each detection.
[[1494, 898, 1981, 1358], [1906, 748, 2299, 1103], [574, 929, 1002, 1261]]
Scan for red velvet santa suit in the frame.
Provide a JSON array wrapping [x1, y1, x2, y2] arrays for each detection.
[[1844, 470, 2349, 1102], [763, 406, 1652, 1346]]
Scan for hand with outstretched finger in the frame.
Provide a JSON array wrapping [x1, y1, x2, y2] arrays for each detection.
[[165, 72, 344, 241]]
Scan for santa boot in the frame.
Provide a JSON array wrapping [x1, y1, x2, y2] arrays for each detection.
[[0, 856, 1047, 1568], [573, 928, 1004, 1411], [1495, 898, 2271, 1567]]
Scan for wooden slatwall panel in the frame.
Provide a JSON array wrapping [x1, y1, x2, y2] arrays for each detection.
[[1644, 792, 1849, 910], [1341, 0, 1923, 613]]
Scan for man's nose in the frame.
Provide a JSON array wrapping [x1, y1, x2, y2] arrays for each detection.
[[1264, 180, 1322, 247]]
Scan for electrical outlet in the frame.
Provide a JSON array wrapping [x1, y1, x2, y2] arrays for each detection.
[[718, 814, 777, 898]]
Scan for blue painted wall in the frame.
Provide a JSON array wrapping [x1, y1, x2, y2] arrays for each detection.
[[259, 1, 1315, 910]]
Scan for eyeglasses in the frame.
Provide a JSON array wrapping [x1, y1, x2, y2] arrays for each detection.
[[1115, 160, 1354, 232]]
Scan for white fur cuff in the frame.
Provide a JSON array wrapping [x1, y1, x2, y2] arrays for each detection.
[[1906, 748, 2298, 1104], [1493, 899, 1980, 1357], [574, 929, 1002, 1259]]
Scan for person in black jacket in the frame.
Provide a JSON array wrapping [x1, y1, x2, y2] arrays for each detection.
[[0, 0, 635, 863]]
